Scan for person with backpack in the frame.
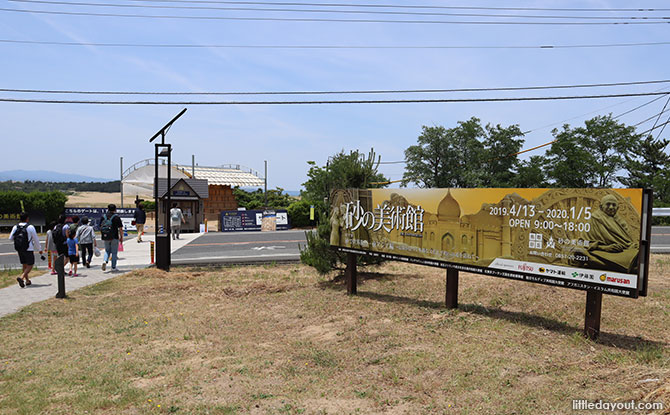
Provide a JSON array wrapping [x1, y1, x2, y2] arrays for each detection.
[[75, 216, 97, 268], [100, 204, 123, 271], [8, 212, 43, 288], [52, 215, 69, 298], [170, 202, 185, 240]]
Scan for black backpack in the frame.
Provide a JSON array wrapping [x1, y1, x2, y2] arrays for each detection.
[[52, 224, 66, 246], [69, 223, 79, 239], [100, 214, 118, 240], [13, 224, 30, 251]]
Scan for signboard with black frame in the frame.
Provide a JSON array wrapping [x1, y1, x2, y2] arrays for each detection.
[[330, 188, 652, 338]]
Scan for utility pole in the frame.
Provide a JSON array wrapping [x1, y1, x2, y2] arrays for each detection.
[[120, 157, 124, 207], [192, 154, 195, 178], [264, 160, 268, 207]]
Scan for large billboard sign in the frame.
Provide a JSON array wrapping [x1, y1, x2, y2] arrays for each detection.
[[330, 188, 652, 298], [64, 207, 137, 231], [221, 209, 289, 232]]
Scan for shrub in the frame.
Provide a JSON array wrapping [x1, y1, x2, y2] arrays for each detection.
[[288, 200, 323, 228], [0, 191, 67, 224], [300, 212, 339, 274]]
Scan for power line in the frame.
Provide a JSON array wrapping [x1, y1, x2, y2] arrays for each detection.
[[633, 106, 670, 127], [4, 38, 670, 49], [75, 0, 670, 13], [1, 91, 668, 105], [612, 94, 668, 118], [3, 79, 669, 96], [646, 95, 670, 135], [639, 118, 670, 136], [9, 0, 670, 20], [522, 86, 670, 134], [655, 113, 670, 140], [3, 7, 670, 24]]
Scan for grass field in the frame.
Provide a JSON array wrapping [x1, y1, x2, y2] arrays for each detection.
[[0, 258, 668, 414], [0, 266, 47, 289]]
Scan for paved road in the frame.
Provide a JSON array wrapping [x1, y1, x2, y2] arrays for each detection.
[[171, 229, 308, 265], [0, 235, 136, 269], [3, 226, 670, 269]]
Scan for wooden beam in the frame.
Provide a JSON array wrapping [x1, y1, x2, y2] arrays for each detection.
[[345, 253, 357, 295], [584, 290, 602, 340], [445, 268, 459, 309]]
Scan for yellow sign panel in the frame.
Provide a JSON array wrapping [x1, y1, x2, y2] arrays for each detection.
[[330, 188, 651, 298]]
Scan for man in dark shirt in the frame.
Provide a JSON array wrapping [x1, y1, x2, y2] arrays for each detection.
[[101, 204, 124, 272], [133, 201, 147, 243]]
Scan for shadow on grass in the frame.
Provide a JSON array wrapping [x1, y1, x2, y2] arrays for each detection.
[[354, 290, 666, 351], [321, 270, 425, 286]]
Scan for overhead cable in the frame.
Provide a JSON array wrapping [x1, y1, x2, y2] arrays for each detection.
[[645, 95, 670, 136], [612, 94, 668, 118], [9, 0, 670, 20], [1, 91, 668, 105], [4, 38, 670, 49], [2, 7, 670, 24], [633, 107, 670, 127], [3, 79, 669, 96], [67, 0, 670, 13], [639, 118, 670, 135]]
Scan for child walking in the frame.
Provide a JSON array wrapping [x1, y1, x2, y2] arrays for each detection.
[[67, 232, 79, 276]]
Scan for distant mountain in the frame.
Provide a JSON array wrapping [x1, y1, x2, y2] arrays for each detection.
[[0, 170, 113, 183]]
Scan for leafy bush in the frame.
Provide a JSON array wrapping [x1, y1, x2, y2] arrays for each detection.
[[288, 200, 323, 228], [233, 187, 294, 210], [0, 180, 120, 193], [0, 191, 67, 224], [299, 148, 388, 274], [299, 213, 339, 274], [141, 200, 156, 212]]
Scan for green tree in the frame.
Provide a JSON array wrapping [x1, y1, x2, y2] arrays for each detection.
[[621, 136, 670, 203], [545, 115, 638, 188], [402, 117, 524, 188], [232, 187, 294, 210], [513, 156, 549, 188], [0, 191, 67, 224], [481, 123, 525, 187], [300, 148, 387, 274], [301, 148, 387, 202]]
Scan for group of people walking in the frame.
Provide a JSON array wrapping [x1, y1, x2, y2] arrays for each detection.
[[9, 204, 126, 288], [7, 200, 183, 289]]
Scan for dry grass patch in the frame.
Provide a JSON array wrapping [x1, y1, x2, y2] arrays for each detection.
[[0, 266, 48, 289], [0, 258, 669, 414]]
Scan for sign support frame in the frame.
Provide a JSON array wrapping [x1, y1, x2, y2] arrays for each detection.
[[345, 252, 357, 295], [445, 268, 459, 309], [584, 290, 603, 340]]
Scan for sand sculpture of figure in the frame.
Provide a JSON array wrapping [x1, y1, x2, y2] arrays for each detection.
[[330, 204, 346, 246], [582, 194, 638, 273]]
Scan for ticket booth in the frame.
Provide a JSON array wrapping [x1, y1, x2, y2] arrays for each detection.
[[157, 178, 209, 233]]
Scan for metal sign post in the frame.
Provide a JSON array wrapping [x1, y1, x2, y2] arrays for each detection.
[[149, 108, 187, 271]]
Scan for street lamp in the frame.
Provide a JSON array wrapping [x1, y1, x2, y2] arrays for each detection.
[[149, 108, 187, 271]]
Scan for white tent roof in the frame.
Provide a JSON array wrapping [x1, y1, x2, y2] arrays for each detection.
[[184, 166, 265, 187], [121, 160, 264, 198]]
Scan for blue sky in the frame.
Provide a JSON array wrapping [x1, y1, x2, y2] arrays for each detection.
[[2, 0, 669, 191]]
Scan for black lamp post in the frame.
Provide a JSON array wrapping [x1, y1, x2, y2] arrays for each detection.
[[149, 108, 187, 271]]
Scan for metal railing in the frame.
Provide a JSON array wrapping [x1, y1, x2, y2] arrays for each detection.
[[653, 208, 670, 217], [121, 158, 261, 179]]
